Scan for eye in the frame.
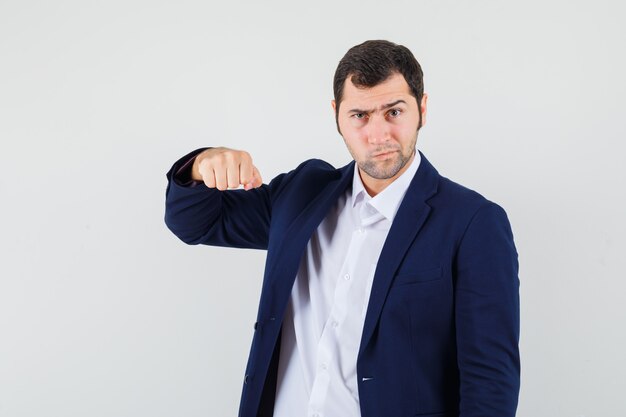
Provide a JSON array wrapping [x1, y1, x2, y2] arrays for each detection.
[[352, 113, 366, 119], [388, 108, 402, 117]]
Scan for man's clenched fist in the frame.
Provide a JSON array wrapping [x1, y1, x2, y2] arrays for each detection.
[[191, 147, 263, 191]]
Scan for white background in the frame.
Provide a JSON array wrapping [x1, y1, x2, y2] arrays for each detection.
[[1, 1, 625, 416]]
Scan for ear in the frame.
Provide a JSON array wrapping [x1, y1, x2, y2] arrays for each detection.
[[331, 99, 342, 135], [419, 93, 428, 128]]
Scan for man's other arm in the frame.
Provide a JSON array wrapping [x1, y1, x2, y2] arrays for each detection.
[[454, 202, 521, 417]]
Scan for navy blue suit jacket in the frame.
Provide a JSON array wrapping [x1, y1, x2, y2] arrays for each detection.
[[164, 149, 520, 417]]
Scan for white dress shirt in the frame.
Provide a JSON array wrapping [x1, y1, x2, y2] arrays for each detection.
[[273, 152, 421, 417]]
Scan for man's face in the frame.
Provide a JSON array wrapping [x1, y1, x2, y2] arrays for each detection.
[[332, 72, 427, 193]]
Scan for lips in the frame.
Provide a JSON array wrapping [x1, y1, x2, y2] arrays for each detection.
[[372, 150, 398, 158]]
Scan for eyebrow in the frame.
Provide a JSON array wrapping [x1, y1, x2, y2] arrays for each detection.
[[348, 99, 407, 114]]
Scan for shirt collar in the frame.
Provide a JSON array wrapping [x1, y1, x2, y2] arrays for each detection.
[[350, 151, 421, 222]]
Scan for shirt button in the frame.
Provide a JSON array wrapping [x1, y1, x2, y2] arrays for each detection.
[[320, 363, 328, 370], [331, 320, 339, 328], [344, 274, 350, 281]]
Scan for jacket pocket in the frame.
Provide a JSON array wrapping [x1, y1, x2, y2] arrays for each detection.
[[392, 266, 442, 286]]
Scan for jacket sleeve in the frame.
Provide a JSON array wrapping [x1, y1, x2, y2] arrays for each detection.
[[164, 148, 286, 250], [454, 202, 521, 416]]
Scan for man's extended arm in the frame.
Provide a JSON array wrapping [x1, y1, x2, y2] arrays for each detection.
[[164, 147, 283, 250]]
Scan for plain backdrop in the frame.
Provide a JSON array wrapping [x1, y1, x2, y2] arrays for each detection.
[[1, 1, 625, 416]]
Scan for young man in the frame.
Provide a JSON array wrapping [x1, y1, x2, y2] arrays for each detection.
[[165, 40, 520, 417]]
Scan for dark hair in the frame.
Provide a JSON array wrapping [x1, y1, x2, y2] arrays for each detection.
[[333, 40, 424, 129]]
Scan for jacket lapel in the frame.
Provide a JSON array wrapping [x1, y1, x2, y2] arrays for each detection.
[[269, 161, 356, 318], [358, 151, 440, 355]]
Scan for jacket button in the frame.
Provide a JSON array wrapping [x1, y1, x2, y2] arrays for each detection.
[[254, 321, 259, 330], [244, 374, 251, 384]]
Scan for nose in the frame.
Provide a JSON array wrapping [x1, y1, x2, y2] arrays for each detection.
[[366, 115, 390, 144]]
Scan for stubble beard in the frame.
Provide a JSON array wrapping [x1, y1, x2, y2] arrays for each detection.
[[351, 134, 418, 180]]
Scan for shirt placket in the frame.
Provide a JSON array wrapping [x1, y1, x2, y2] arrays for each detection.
[[307, 227, 363, 416]]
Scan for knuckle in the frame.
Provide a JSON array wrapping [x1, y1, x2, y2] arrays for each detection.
[[198, 157, 211, 170], [216, 154, 227, 165], [199, 164, 212, 175], [224, 151, 236, 162]]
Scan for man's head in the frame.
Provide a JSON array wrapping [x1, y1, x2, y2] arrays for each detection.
[[333, 40, 425, 128], [331, 40, 428, 195]]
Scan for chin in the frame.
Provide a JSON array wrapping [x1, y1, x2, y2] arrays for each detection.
[[360, 156, 406, 180]]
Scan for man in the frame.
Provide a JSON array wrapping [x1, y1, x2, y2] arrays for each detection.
[[165, 40, 520, 417]]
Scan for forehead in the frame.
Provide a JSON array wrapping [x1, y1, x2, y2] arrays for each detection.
[[341, 72, 415, 110]]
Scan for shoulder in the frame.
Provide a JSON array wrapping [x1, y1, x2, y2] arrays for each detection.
[[413, 151, 503, 215], [275, 158, 344, 187], [424, 162, 511, 230], [436, 175, 491, 209], [266, 158, 346, 201]]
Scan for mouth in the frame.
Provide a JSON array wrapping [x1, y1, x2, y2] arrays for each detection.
[[372, 150, 398, 159]]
